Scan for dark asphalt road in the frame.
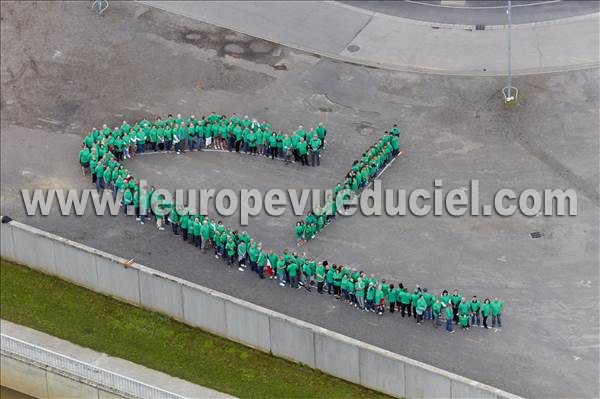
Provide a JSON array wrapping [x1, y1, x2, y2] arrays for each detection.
[[1, 2, 598, 398], [341, 0, 600, 25]]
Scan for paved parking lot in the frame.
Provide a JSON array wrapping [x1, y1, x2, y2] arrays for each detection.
[[1, 2, 598, 397]]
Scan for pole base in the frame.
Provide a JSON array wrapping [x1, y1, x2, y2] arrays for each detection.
[[502, 86, 518, 103]]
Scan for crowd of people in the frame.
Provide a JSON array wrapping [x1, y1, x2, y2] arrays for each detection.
[[295, 126, 401, 244], [78, 114, 504, 334], [78, 113, 327, 173]]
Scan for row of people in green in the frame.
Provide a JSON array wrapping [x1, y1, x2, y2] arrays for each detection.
[[296, 126, 401, 244], [162, 202, 508, 334], [80, 121, 503, 335], [130, 193, 505, 336], [79, 112, 327, 171]]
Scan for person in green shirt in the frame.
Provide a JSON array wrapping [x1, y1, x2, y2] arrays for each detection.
[[247, 242, 259, 272], [470, 296, 482, 327], [297, 138, 308, 166], [366, 283, 375, 312], [102, 166, 112, 192], [302, 260, 313, 292], [276, 257, 287, 286], [193, 218, 202, 247], [332, 266, 343, 298], [165, 124, 174, 151], [180, 211, 189, 241], [481, 298, 491, 329], [347, 277, 356, 305], [491, 297, 504, 328], [422, 288, 433, 320], [432, 299, 442, 328], [458, 297, 471, 318], [79, 145, 91, 176], [416, 294, 427, 324], [315, 122, 327, 146], [225, 237, 236, 266], [341, 275, 350, 303], [149, 126, 158, 152], [399, 288, 412, 318], [440, 290, 450, 308], [411, 289, 421, 320], [445, 305, 455, 333], [325, 265, 334, 295], [213, 230, 222, 258], [304, 222, 316, 241], [355, 277, 366, 310], [237, 240, 247, 271], [267, 250, 278, 279], [459, 313, 470, 330], [374, 285, 384, 315], [309, 135, 321, 167], [251, 245, 263, 278], [167, 204, 179, 234], [268, 132, 278, 159], [388, 284, 397, 313], [136, 128, 146, 153], [450, 289, 461, 323], [246, 130, 257, 155], [122, 188, 133, 215], [200, 220, 211, 253], [295, 221, 305, 245], [315, 262, 325, 294], [287, 261, 299, 289]]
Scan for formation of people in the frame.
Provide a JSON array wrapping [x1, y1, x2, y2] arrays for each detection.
[[78, 115, 503, 334], [296, 125, 401, 244], [78, 112, 327, 172]]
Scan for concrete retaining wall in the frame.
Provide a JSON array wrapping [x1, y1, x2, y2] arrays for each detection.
[[0, 220, 522, 399]]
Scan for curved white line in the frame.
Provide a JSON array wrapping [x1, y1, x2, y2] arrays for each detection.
[[404, 0, 562, 10]]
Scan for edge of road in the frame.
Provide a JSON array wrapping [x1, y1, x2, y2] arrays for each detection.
[[137, 1, 599, 76], [332, 0, 599, 30]]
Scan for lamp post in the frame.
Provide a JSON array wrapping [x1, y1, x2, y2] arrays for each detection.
[[503, 0, 517, 103]]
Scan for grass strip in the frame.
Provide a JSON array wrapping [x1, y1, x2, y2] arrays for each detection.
[[0, 259, 390, 399]]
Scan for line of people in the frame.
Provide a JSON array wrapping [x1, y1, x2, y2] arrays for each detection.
[[79, 118, 503, 335], [296, 125, 401, 244], [79, 112, 327, 176]]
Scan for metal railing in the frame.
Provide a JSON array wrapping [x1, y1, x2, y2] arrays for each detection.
[[1, 334, 186, 399]]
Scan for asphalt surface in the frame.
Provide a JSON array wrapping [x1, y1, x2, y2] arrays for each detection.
[[340, 0, 600, 25], [1, 2, 599, 398]]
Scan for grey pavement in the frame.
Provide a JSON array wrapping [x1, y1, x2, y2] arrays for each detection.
[[140, 0, 600, 75], [0, 2, 598, 398], [0, 320, 235, 399]]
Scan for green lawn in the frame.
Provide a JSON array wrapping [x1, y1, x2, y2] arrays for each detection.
[[0, 259, 390, 399]]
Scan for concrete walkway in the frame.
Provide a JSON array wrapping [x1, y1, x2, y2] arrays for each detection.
[[0, 320, 235, 399], [139, 0, 599, 75]]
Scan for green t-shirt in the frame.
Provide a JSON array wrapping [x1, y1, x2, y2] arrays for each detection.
[[450, 294, 461, 306], [309, 137, 322, 151], [399, 290, 412, 305], [433, 302, 442, 316], [79, 149, 91, 163], [287, 263, 298, 277], [459, 302, 471, 316], [388, 289, 397, 303], [490, 300, 504, 316], [297, 141, 308, 155], [315, 265, 325, 282], [459, 314, 469, 327], [481, 303, 491, 317]]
